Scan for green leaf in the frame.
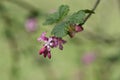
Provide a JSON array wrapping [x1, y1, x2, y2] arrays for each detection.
[[43, 12, 59, 25], [43, 5, 69, 25], [67, 10, 86, 24], [58, 5, 69, 20], [51, 22, 69, 37]]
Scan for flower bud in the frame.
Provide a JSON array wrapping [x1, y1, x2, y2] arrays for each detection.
[[75, 25, 83, 32]]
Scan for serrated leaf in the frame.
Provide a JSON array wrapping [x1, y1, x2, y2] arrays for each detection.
[[67, 10, 86, 24], [51, 22, 69, 37], [43, 5, 69, 25], [59, 5, 69, 19], [43, 12, 59, 25]]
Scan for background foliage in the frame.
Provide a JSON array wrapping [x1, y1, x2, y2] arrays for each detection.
[[0, 0, 120, 80]]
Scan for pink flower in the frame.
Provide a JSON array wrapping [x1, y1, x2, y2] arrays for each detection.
[[50, 37, 66, 50], [75, 25, 83, 32], [57, 38, 66, 50], [82, 52, 96, 65], [25, 18, 37, 32], [39, 46, 51, 59], [38, 32, 66, 59], [68, 24, 83, 38], [37, 32, 48, 42]]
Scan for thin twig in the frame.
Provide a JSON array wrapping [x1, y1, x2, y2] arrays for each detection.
[[82, 0, 100, 25]]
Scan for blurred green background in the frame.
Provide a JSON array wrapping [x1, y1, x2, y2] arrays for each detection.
[[0, 0, 120, 80]]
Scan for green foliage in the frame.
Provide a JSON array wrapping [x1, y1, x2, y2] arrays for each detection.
[[43, 5, 69, 25], [43, 12, 59, 25], [44, 5, 94, 37], [51, 22, 69, 37], [58, 5, 69, 20], [67, 10, 86, 24]]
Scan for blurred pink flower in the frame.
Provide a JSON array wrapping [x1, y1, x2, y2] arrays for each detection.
[[25, 18, 37, 32], [82, 52, 96, 65]]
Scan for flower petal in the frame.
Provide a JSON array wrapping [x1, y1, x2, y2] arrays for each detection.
[[47, 52, 51, 59], [59, 44, 63, 50], [37, 32, 48, 42], [39, 46, 46, 55]]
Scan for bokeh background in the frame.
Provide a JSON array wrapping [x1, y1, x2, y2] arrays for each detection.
[[0, 0, 120, 80]]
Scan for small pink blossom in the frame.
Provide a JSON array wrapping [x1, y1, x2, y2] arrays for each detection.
[[50, 37, 66, 50], [39, 46, 51, 59], [68, 24, 83, 38], [37, 32, 48, 42], [38, 32, 66, 59], [82, 52, 96, 65], [25, 18, 37, 32], [75, 25, 83, 32], [57, 38, 66, 50]]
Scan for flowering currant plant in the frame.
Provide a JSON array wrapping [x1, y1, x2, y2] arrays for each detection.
[[38, 5, 95, 59]]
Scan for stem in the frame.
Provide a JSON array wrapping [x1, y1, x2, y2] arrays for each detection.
[[81, 0, 100, 25]]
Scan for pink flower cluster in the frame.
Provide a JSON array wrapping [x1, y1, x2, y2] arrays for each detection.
[[37, 32, 66, 59]]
